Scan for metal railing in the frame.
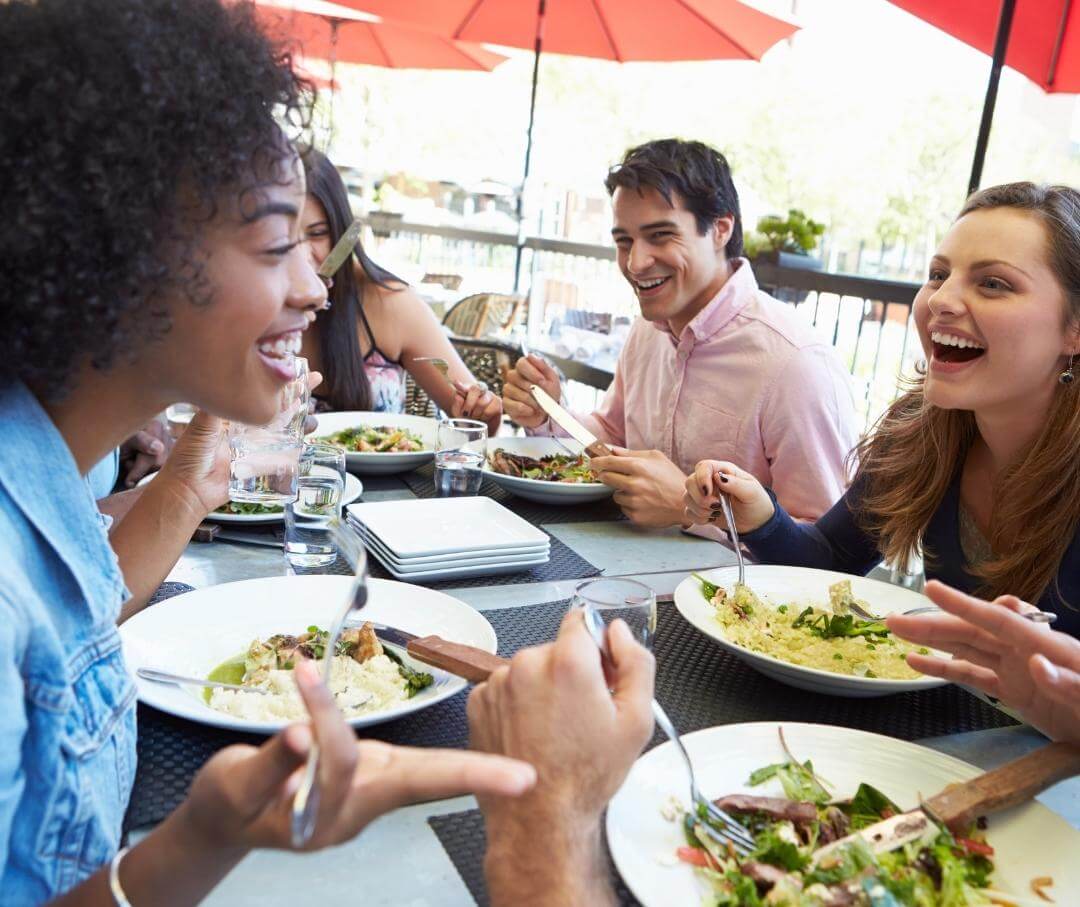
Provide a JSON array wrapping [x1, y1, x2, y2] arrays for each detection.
[[361, 215, 922, 428]]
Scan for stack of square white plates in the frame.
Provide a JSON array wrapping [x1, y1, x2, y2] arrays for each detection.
[[345, 497, 551, 581]]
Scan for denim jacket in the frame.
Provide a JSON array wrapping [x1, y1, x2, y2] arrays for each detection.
[[0, 382, 135, 904]]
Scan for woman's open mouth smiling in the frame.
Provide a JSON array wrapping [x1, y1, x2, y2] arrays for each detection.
[[256, 328, 304, 382], [929, 330, 986, 372]]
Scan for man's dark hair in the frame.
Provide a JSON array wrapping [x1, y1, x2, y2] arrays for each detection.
[[0, 0, 313, 401], [604, 139, 744, 259]]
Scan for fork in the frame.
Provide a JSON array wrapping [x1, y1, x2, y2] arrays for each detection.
[[579, 609, 755, 857], [715, 491, 745, 587], [290, 521, 370, 848], [847, 599, 1058, 625]]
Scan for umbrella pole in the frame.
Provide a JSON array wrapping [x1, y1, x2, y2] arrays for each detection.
[[327, 19, 340, 150], [513, 0, 546, 294], [967, 0, 1017, 195]]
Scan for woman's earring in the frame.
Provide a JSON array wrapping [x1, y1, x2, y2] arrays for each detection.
[[1061, 354, 1076, 386]]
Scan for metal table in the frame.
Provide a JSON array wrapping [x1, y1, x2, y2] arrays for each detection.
[[144, 483, 1079, 906]]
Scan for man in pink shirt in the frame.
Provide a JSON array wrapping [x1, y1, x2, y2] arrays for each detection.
[[503, 139, 857, 528]]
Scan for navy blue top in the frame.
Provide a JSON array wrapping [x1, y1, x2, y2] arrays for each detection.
[[741, 474, 1080, 639]]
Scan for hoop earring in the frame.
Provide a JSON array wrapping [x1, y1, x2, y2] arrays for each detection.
[[1061, 354, 1076, 386]]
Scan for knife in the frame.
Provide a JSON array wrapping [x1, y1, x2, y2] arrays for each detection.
[[372, 622, 509, 684], [317, 218, 365, 281], [811, 741, 1080, 865], [192, 523, 284, 548], [528, 385, 614, 458]]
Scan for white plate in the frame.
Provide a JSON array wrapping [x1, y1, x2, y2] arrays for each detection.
[[483, 437, 613, 505], [365, 546, 550, 581], [607, 722, 1080, 907], [674, 565, 946, 697], [313, 411, 437, 475], [350, 519, 548, 569], [120, 575, 496, 734], [136, 472, 364, 524], [347, 496, 550, 557]]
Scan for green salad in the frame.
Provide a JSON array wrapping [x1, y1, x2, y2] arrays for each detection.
[[676, 735, 997, 906], [319, 425, 425, 453], [214, 501, 283, 516]]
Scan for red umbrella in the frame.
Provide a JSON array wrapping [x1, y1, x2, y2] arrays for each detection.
[[889, 0, 1080, 192], [337, 0, 798, 286], [252, 0, 507, 71]]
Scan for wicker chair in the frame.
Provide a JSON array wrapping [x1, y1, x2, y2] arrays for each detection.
[[401, 337, 527, 421], [421, 272, 464, 291], [442, 293, 525, 339]]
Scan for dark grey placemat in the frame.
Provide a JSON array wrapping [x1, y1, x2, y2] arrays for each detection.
[[402, 461, 625, 525], [424, 601, 1018, 904], [355, 473, 411, 494], [347, 534, 601, 589], [125, 597, 1016, 834]]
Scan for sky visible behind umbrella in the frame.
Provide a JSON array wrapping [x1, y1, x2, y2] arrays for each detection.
[[312, 0, 1080, 271]]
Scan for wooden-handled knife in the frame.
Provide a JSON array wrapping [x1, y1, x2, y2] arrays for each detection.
[[373, 623, 508, 684], [528, 385, 614, 458], [813, 741, 1080, 864]]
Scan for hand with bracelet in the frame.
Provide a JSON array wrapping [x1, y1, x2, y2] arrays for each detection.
[[57, 661, 535, 907]]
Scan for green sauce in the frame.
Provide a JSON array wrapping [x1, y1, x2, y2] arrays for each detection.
[[205, 654, 246, 703]]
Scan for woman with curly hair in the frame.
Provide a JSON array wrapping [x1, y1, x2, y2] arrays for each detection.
[[0, 1, 536, 903], [299, 149, 503, 434], [683, 182, 1080, 637]]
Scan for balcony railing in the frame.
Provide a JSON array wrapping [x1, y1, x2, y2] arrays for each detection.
[[361, 215, 922, 429]]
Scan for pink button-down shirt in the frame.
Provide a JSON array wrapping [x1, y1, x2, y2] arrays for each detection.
[[536, 259, 858, 521]]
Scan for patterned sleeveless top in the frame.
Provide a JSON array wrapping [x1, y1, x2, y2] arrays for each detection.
[[314, 302, 406, 414]]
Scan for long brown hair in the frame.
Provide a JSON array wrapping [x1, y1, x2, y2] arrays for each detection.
[[852, 182, 1080, 604]]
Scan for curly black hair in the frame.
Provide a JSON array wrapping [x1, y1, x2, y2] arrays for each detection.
[[0, 0, 313, 400], [605, 139, 744, 259]]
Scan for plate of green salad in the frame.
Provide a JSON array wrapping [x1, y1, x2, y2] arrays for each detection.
[[606, 722, 1077, 906], [137, 471, 363, 523], [483, 437, 612, 504], [314, 411, 436, 475]]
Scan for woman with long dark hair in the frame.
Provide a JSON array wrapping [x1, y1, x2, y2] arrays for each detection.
[[299, 150, 503, 435], [0, 1, 536, 902], [684, 182, 1080, 636]]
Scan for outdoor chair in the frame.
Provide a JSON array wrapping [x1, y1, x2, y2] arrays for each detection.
[[442, 292, 525, 339], [421, 272, 464, 291]]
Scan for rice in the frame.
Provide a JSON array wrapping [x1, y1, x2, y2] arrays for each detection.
[[712, 584, 923, 680], [208, 653, 410, 721]]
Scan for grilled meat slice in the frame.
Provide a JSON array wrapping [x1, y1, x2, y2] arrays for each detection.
[[714, 795, 819, 825]]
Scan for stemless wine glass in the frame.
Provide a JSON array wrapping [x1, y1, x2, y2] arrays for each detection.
[[572, 577, 657, 650], [285, 443, 347, 569], [434, 418, 487, 497]]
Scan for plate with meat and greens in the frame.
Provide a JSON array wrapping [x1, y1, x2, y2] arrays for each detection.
[[120, 574, 497, 734], [607, 722, 1078, 907], [483, 436, 612, 504]]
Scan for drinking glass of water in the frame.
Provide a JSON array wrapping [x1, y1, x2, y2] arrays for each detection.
[[285, 443, 347, 568], [165, 403, 197, 440], [572, 577, 657, 650], [227, 358, 309, 504], [434, 418, 487, 497]]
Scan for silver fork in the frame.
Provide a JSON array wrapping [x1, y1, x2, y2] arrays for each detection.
[[579, 609, 755, 857], [290, 521, 370, 848], [847, 599, 1058, 624], [715, 491, 745, 587]]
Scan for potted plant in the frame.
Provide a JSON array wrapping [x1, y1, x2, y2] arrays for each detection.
[[744, 208, 825, 271]]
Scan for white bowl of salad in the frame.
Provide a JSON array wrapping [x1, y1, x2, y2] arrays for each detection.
[[483, 436, 613, 505], [314, 411, 437, 475]]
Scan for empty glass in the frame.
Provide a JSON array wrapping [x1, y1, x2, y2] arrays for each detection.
[[228, 358, 309, 504], [572, 577, 657, 650], [434, 418, 487, 497], [285, 443, 347, 568]]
